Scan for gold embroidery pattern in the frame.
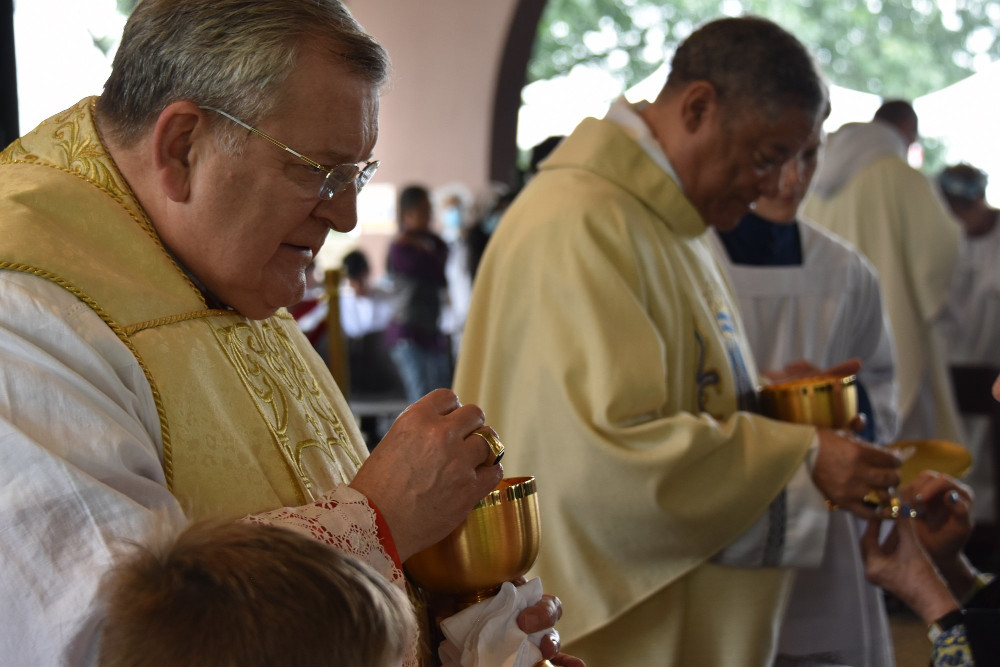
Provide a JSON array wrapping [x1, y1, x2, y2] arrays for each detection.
[[49, 105, 130, 200], [1, 102, 128, 199], [213, 320, 359, 498], [0, 137, 29, 163], [1, 99, 208, 307]]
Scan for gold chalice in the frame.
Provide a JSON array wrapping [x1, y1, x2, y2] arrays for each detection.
[[404, 476, 541, 604], [758, 373, 859, 429]]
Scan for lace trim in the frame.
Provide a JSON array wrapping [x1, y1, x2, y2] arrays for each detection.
[[242, 486, 418, 666], [242, 485, 403, 587]]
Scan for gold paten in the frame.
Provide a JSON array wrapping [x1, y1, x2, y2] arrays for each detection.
[[405, 476, 540, 603], [887, 439, 973, 487]]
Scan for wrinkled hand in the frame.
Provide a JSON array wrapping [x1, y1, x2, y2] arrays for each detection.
[[349, 389, 503, 561], [860, 516, 959, 625], [516, 592, 586, 667], [812, 429, 900, 517]]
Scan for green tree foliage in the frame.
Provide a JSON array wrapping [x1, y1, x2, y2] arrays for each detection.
[[116, 0, 140, 15], [529, 0, 1000, 100]]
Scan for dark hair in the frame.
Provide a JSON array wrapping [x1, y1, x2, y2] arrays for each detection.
[[873, 99, 917, 127], [98, 521, 415, 667], [98, 0, 389, 147], [665, 16, 827, 121], [938, 163, 988, 204], [399, 185, 430, 213], [529, 135, 564, 174], [342, 249, 371, 279]]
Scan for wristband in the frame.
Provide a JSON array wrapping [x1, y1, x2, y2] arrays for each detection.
[[927, 608, 966, 643]]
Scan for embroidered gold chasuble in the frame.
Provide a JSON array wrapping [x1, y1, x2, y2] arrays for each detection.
[[0, 98, 366, 519]]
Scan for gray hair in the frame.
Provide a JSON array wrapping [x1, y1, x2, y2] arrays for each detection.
[[665, 16, 828, 122], [97, 0, 390, 148]]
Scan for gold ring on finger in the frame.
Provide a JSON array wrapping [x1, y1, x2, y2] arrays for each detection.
[[473, 428, 504, 466], [862, 490, 881, 508]]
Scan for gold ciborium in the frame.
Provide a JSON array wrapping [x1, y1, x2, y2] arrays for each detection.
[[404, 476, 540, 604], [758, 374, 858, 429]]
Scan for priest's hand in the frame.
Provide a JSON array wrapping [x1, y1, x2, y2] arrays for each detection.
[[349, 388, 503, 562], [811, 429, 901, 517]]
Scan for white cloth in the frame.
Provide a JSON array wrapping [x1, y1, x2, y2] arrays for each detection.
[[339, 283, 395, 338], [803, 124, 963, 443], [938, 222, 1000, 521], [774, 514, 895, 667], [810, 122, 908, 199], [710, 220, 899, 444], [439, 578, 546, 667], [940, 222, 1000, 366], [711, 221, 897, 665], [0, 271, 402, 665]]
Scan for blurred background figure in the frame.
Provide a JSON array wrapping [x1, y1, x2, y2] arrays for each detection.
[[465, 188, 516, 283], [340, 248, 407, 449], [289, 261, 330, 365], [938, 163, 1000, 368], [462, 137, 563, 290], [439, 193, 465, 245], [340, 249, 395, 340], [439, 191, 473, 361], [712, 115, 899, 667], [804, 100, 964, 444], [528, 135, 564, 178], [386, 185, 451, 402], [937, 163, 1000, 525]]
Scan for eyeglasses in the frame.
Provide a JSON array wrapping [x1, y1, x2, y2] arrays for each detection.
[[200, 106, 379, 200]]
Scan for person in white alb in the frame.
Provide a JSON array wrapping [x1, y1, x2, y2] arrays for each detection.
[[936, 163, 1000, 525], [803, 100, 964, 444], [712, 119, 899, 666]]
